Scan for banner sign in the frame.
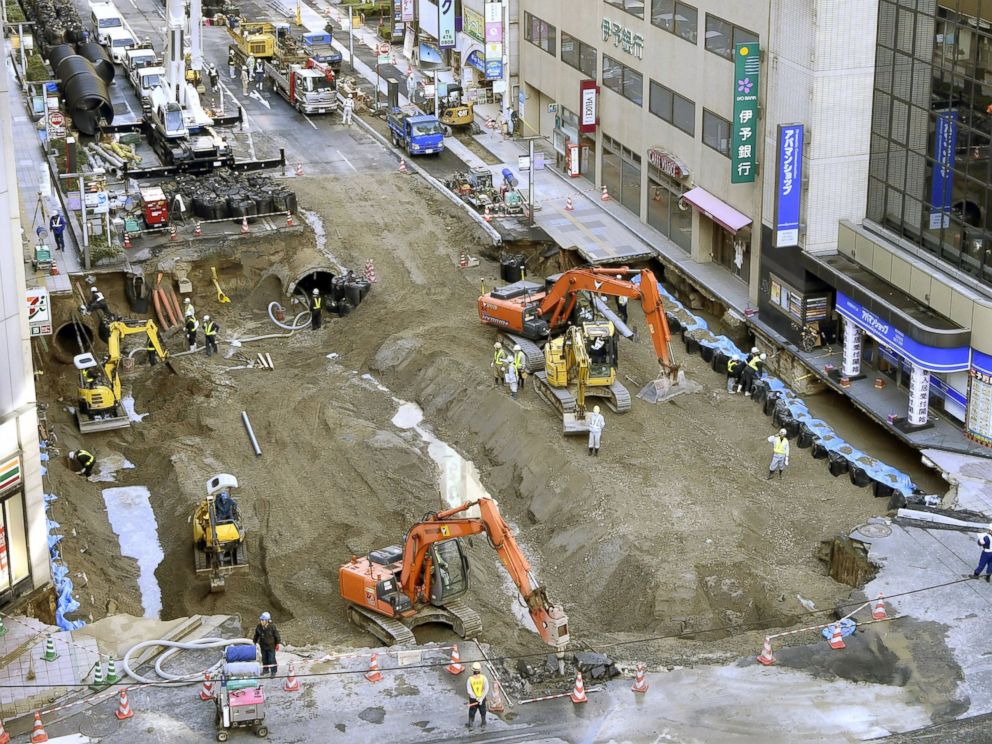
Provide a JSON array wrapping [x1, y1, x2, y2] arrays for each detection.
[[485, 1, 502, 44], [731, 42, 760, 184], [835, 291, 970, 372], [579, 79, 598, 134], [438, 0, 456, 48], [401, 0, 414, 22], [464, 7, 484, 41], [774, 123, 804, 248], [929, 110, 958, 230]]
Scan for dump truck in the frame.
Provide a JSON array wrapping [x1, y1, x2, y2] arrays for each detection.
[[264, 61, 337, 114], [386, 106, 444, 155]]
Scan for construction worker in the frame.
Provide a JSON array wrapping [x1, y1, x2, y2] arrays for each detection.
[[81, 366, 98, 387], [254, 57, 264, 90], [342, 94, 355, 125], [466, 662, 489, 730], [739, 352, 767, 396], [767, 428, 790, 479], [146, 336, 158, 367], [183, 297, 196, 320], [727, 356, 743, 393], [587, 405, 605, 456], [208, 64, 219, 99], [49, 211, 66, 251], [86, 286, 110, 316], [512, 344, 526, 393], [745, 346, 759, 365], [310, 288, 322, 330], [253, 612, 282, 679], [973, 524, 992, 582], [504, 356, 519, 399], [241, 65, 250, 96], [69, 449, 95, 477], [185, 314, 199, 352], [203, 315, 219, 356], [491, 342, 507, 386], [246, 55, 255, 82], [228, 48, 236, 79], [614, 276, 628, 323]]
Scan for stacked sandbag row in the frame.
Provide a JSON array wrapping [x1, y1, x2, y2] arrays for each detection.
[[160, 169, 298, 223], [21, 0, 84, 54], [657, 280, 925, 509]]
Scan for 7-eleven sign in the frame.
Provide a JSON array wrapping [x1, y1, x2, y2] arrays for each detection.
[[0, 456, 21, 495], [26, 287, 52, 336]]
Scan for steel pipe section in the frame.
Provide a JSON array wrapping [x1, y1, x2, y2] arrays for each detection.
[[55, 55, 114, 135]]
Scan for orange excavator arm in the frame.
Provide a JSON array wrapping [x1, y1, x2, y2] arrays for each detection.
[[538, 268, 677, 372], [399, 499, 570, 649]]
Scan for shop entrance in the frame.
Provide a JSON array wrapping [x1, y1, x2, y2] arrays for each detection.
[[713, 227, 751, 284]]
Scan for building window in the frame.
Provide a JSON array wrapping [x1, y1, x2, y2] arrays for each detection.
[[605, 0, 645, 20], [705, 14, 759, 60], [561, 32, 597, 78], [602, 135, 642, 215], [702, 109, 730, 156], [603, 55, 643, 106], [649, 80, 694, 136], [524, 12, 556, 56], [650, 0, 698, 44], [648, 164, 691, 252]]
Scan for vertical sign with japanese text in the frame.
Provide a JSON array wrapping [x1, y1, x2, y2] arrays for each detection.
[[774, 124, 804, 248], [438, 0, 455, 48], [579, 79, 598, 134], [731, 42, 760, 184], [484, 1, 503, 80], [401, 0, 414, 22], [930, 110, 958, 230]]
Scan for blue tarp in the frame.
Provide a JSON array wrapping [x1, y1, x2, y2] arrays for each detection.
[[42, 441, 85, 631]]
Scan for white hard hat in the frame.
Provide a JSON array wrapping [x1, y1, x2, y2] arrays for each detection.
[[313, 288, 320, 295], [259, 612, 271, 621], [90, 287, 98, 293], [203, 315, 210, 322], [751, 347, 759, 354], [494, 341, 502, 348], [779, 429, 787, 436], [513, 344, 521, 351], [615, 275, 622, 280], [760, 353, 767, 360], [68, 450, 77, 459], [472, 662, 482, 672], [593, 405, 601, 414], [184, 297, 191, 304]]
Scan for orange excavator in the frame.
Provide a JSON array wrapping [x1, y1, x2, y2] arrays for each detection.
[[339, 497, 570, 650], [478, 266, 679, 374]]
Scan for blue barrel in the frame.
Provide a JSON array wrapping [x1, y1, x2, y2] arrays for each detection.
[[225, 644, 257, 663]]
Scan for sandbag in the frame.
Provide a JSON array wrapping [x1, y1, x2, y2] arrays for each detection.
[[797, 424, 815, 449], [811, 440, 829, 460], [685, 336, 700, 354], [872, 481, 894, 499], [849, 465, 872, 488], [712, 351, 728, 374], [763, 392, 780, 417], [667, 315, 683, 334], [699, 343, 714, 362], [752, 382, 768, 405], [225, 645, 257, 663], [827, 452, 850, 476], [783, 418, 801, 439]]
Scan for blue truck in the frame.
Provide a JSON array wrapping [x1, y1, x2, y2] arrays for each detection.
[[302, 32, 343, 72], [386, 107, 445, 156]]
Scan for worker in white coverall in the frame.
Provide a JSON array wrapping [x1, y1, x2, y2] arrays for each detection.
[[587, 405, 605, 456], [342, 95, 355, 125], [504, 356, 519, 399], [767, 428, 790, 479], [466, 662, 489, 730]]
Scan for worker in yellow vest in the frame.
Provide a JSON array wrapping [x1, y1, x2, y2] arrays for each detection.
[[491, 342, 508, 387], [767, 428, 790, 479], [465, 662, 490, 730]]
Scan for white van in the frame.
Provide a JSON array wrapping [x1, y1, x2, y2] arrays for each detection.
[[105, 27, 137, 64], [90, 3, 124, 45]]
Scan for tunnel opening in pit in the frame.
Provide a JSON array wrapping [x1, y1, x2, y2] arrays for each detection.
[[53, 322, 95, 364], [290, 269, 336, 300]]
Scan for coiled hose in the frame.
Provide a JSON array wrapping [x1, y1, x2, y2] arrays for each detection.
[[266, 301, 311, 332], [121, 636, 255, 685]]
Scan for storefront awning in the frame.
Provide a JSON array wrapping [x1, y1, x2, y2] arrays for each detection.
[[681, 187, 752, 234]]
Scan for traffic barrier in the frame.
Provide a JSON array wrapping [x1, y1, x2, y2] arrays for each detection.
[[365, 653, 383, 683], [114, 688, 134, 720], [601, 186, 610, 202], [570, 671, 588, 704], [41, 635, 59, 662], [363, 259, 377, 284], [872, 593, 888, 620], [631, 662, 649, 693], [198, 672, 214, 701], [283, 662, 301, 692], [564, 196, 574, 211], [756, 637, 776, 666], [240, 216, 249, 234], [828, 624, 846, 650], [295, 161, 304, 176], [446, 644, 465, 675], [30, 712, 48, 743]]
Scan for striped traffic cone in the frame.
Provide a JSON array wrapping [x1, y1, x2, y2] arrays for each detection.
[[287, 213, 294, 227], [123, 233, 132, 249], [458, 250, 468, 269], [41, 635, 58, 662], [90, 659, 105, 690], [630, 662, 649, 693], [828, 624, 846, 650], [283, 662, 301, 692], [199, 672, 214, 701], [114, 688, 134, 720], [483, 206, 492, 222], [445, 645, 465, 675], [756, 637, 776, 666], [105, 657, 119, 684], [30, 712, 47, 743], [169, 226, 177, 242], [487, 678, 505, 713], [194, 222, 202, 237], [240, 216, 249, 235], [365, 653, 383, 683], [363, 258, 377, 283], [601, 185, 610, 201], [570, 671, 588, 704], [295, 161, 304, 176], [872, 594, 888, 620], [398, 160, 408, 174], [564, 196, 574, 211], [0, 714, 10, 744]]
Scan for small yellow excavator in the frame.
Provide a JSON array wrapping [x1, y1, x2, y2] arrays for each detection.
[[533, 321, 631, 434], [192, 474, 249, 592], [74, 318, 170, 433]]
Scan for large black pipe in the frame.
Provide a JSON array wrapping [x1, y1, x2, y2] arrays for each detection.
[[46, 43, 77, 73], [55, 55, 113, 135], [75, 42, 115, 84]]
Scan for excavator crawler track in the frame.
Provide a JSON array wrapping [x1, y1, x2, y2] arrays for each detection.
[[533, 371, 577, 414], [500, 334, 545, 373], [588, 380, 631, 413], [439, 599, 483, 638], [346, 605, 416, 647], [347, 600, 483, 646]]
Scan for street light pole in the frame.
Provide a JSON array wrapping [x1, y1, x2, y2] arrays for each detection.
[[348, 6, 354, 72], [528, 138, 536, 227]]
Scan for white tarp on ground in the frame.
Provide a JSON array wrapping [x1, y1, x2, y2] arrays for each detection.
[[102, 486, 164, 618]]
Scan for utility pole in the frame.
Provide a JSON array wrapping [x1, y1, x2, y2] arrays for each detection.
[[528, 138, 536, 227], [348, 6, 354, 72]]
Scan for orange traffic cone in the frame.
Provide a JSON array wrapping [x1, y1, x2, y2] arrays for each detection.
[[601, 185, 610, 202], [0, 714, 10, 744], [115, 688, 134, 720], [365, 653, 383, 683], [283, 662, 301, 692], [398, 160, 408, 174], [446, 644, 465, 675], [240, 216, 249, 234], [123, 233, 132, 249], [483, 206, 492, 223], [487, 679, 505, 713], [194, 222, 202, 237], [295, 161, 304, 176], [756, 637, 776, 666], [828, 624, 846, 650], [630, 662, 648, 693], [287, 213, 294, 227], [169, 226, 177, 241], [30, 712, 48, 743], [565, 196, 574, 211], [199, 672, 214, 701], [872, 594, 888, 620], [363, 258, 377, 283], [570, 671, 588, 704]]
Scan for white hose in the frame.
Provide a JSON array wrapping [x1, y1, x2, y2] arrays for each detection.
[[121, 636, 255, 686], [266, 301, 311, 331]]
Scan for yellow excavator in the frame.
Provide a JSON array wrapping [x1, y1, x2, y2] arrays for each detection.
[[533, 321, 631, 434], [74, 318, 170, 433], [192, 474, 249, 592]]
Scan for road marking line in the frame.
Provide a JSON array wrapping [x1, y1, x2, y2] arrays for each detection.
[[302, 113, 317, 130], [337, 150, 357, 172]]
